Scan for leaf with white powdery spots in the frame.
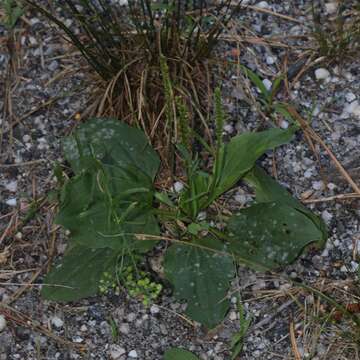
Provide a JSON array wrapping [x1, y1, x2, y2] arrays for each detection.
[[228, 202, 325, 270], [164, 237, 234, 329], [41, 245, 120, 301], [63, 117, 160, 179]]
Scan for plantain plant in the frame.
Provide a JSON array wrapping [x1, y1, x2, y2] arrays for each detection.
[[42, 88, 327, 329]]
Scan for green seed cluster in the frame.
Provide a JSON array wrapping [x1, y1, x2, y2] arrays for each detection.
[[122, 266, 162, 307], [99, 271, 119, 295], [176, 96, 192, 153], [98, 266, 162, 307], [214, 87, 224, 147]]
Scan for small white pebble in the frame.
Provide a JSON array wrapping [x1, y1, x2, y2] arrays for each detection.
[[80, 325, 87, 332], [223, 124, 234, 134], [351, 261, 359, 272], [23, 134, 31, 142], [110, 345, 126, 359], [229, 311, 237, 321], [315, 68, 330, 81], [5, 198, 17, 207], [256, 1, 269, 9], [30, 18, 40, 25], [304, 169, 313, 178], [340, 265, 347, 272], [344, 100, 360, 118], [73, 336, 83, 343], [327, 183, 336, 190], [325, 2, 338, 14], [321, 249, 329, 257], [172, 181, 184, 193], [279, 120, 289, 129], [312, 181, 324, 191], [345, 72, 354, 81], [333, 239, 340, 247], [150, 305, 160, 315], [234, 194, 250, 204], [0, 315, 7, 332], [197, 211, 207, 221], [29, 36, 37, 45], [119, 323, 130, 335], [321, 210, 333, 224], [345, 92, 356, 103], [4, 180, 17, 192], [266, 56, 276, 65], [128, 350, 138, 358], [262, 79, 272, 91], [51, 316, 64, 328], [127, 313, 136, 322]]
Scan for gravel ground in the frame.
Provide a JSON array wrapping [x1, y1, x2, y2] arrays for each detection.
[[1, 1, 360, 359]]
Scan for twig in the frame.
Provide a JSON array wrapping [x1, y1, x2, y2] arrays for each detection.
[[287, 106, 360, 195], [0, 159, 46, 168], [220, 34, 290, 48], [303, 193, 360, 204], [2, 97, 63, 135], [154, 304, 196, 327], [251, 299, 294, 330], [290, 320, 302, 360], [0, 304, 86, 351], [5, 268, 43, 305], [244, 4, 303, 24]]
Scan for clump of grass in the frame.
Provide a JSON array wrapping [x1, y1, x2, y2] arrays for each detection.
[[24, 0, 239, 173], [311, 1, 360, 64], [0, 0, 23, 30]]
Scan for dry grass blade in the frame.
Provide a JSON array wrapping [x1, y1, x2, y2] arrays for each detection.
[[286, 106, 360, 195], [0, 304, 86, 351], [290, 320, 302, 360], [303, 193, 360, 204], [4, 268, 43, 305]]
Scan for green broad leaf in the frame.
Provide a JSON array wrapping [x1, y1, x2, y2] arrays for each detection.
[[56, 119, 161, 253], [56, 169, 159, 252], [164, 237, 235, 329], [41, 245, 119, 301], [228, 202, 325, 270], [164, 348, 199, 360], [244, 166, 300, 206], [212, 127, 296, 200], [63, 118, 160, 180], [244, 166, 327, 244]]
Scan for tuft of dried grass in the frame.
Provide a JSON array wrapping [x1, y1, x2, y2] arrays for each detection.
[[24, 0, 241, 175]]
